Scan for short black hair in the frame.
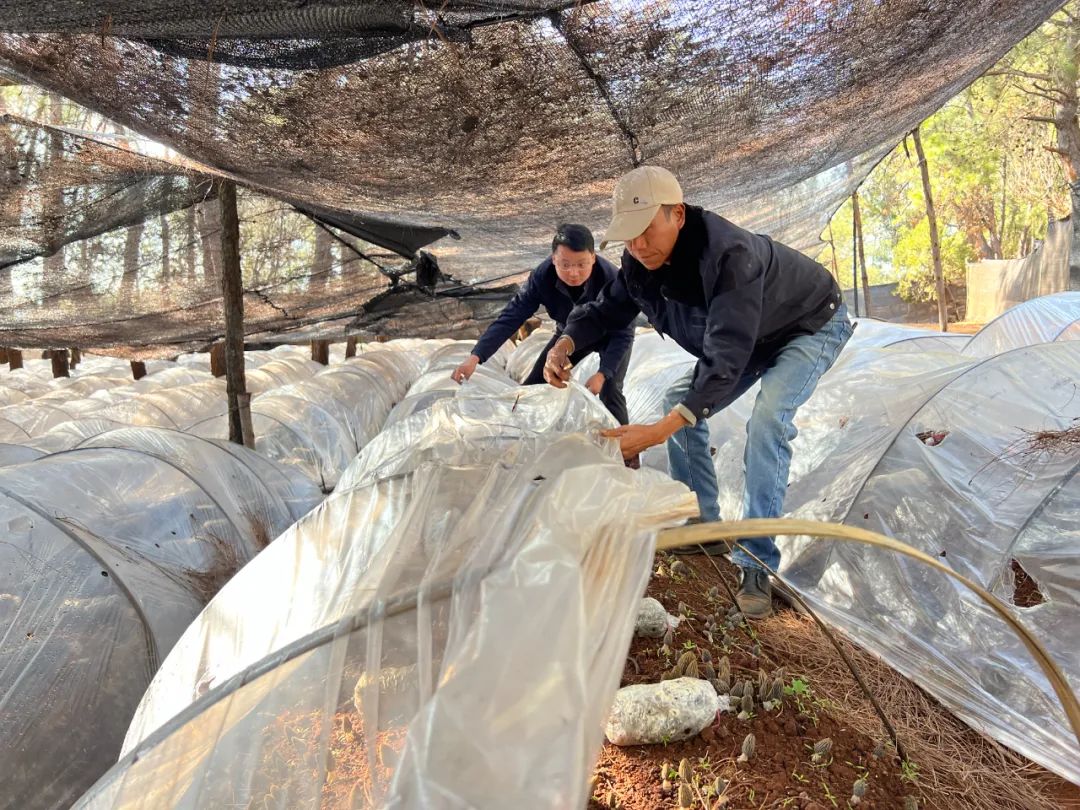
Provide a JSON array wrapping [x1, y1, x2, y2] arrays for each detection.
[[552, 223, 595, 253]]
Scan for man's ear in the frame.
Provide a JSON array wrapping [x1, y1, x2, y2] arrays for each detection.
[[673, 203, 687, 230]]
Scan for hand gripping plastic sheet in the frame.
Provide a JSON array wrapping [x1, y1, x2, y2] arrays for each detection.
[[700, 334, 1080, 783], [75, 385, 695, 809]]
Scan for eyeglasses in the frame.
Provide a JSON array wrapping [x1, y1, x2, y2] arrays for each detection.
[[554, 258, 592, 272]]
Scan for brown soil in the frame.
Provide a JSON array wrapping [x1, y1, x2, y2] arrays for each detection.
[[589, 551, 1080, 810], [1010, 558, 1046, 608], [240, 707, 407, 809]]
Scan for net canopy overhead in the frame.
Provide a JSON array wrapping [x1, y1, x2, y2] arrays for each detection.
[[0, 0, 1062, 347], [0, 115, 214, 270]]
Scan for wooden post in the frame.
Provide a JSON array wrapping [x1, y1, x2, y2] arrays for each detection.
[[130, 360, 147, 380], [210, 342, 227, 378], [237, 392, 255, 450], [8, 349, 22, 370], [912, 125, 948, 332], [852, 191, 873, 318], [345, 336, 358, 358], [0, 348, 8, 365], [217, 179, 252, 446], [51, 348, 70, 378], [310, 339, 330, 365], [69, 347, 81, 368]]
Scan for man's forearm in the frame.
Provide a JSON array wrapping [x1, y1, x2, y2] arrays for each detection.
[[655, 409, 691, 440]]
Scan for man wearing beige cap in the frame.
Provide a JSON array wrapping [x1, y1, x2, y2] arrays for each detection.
[[543, 166, 852, 618]]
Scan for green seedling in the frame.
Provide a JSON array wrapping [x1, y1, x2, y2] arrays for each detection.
[[821, 780, 838, 808], [901, 760, 919, 784]]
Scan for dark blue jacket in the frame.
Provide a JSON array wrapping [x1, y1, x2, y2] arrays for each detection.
[[564, 206, 840, 421], [472, 255, 634, 379]]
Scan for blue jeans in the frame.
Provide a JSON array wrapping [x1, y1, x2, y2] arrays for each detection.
[[662, 305, 853, 572]]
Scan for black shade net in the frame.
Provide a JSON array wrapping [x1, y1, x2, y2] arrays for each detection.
[[0, 0, 1062, 349]]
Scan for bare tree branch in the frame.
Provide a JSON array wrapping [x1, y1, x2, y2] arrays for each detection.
[[1023, 86, 1072, 105], [1024, 114, 1063, 125], [985, 67, 1056, 83], [1044, 145, 1073, 157], [1032, 82, 1073, 103]]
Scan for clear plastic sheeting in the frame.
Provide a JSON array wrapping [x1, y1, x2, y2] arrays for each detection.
[[962, 291, 1080, 357], [506, 328, 554, 382], [77, 383, 694, 810], [1, 343, 427, 488], [188, 399, 351, 492], [695, 326, 1080, 782], [0, 441, 44, 466], [383, 349, 519, 429], [184, 347, 426, 489], [347, 351, 428, 403], [342, 384, 620, 491], [0, 433, 322, 810]]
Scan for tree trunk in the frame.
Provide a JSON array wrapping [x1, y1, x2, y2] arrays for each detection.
[[119, 181, 146, 300], [912, 125, 948, 331], [119, 218, 145, 300], [1070, 184, 1080, 291], [69, 347, 80, 367], [185, 204, 197, 279], [852, 191, 873, 317], [160, 202, 171, 280], [43, 94, 66, 293], [345, 336, 357, 358], [197, 202, 222, 282], [826, 221, 841, 283], [313, 224, 335, 293], [217, 180, 252, 448], [8, 349, 23, 370]]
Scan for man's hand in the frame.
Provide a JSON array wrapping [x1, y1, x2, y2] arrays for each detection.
[[584, 371, 606, 395], [451, 354, 480, 384], [601, 410, 691, 459], [543, 336, 575, 388]]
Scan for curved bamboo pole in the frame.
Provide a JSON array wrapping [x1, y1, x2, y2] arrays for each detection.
[[655, 518, 1080, 750]]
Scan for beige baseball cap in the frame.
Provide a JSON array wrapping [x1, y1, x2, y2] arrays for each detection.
[[599, 165, 684, 249]]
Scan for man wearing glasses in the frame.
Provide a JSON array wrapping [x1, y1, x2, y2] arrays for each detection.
[[452, 223, 633, 426]]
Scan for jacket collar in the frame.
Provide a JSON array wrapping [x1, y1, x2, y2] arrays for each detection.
[[665, 205, 707, 272], [624, 205, 708, 301]]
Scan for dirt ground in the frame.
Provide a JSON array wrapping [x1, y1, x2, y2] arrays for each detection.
[[588, 551, 1080, 810]]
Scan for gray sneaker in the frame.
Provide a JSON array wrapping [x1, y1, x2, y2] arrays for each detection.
[[736, 568, 773, 619]]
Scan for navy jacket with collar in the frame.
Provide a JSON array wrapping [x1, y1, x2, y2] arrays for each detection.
[[471, 255, 634, 379], [563, 205, 840, 421]]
